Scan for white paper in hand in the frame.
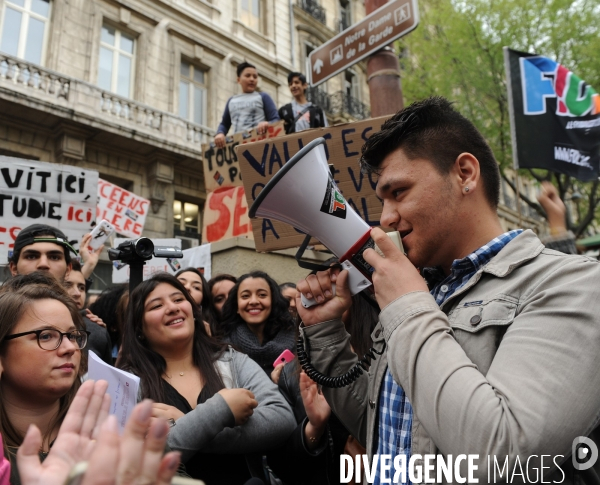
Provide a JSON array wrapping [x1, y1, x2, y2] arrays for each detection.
[[88, 351, 140, 434]]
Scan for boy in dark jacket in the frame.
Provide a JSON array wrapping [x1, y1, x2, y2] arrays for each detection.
[[278, 72, 328, 134]]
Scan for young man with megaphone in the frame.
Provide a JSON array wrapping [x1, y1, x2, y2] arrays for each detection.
[[296, 97, 600, 485]]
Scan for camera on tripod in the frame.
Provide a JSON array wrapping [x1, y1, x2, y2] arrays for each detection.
[[108, 237, 182, 263], [108, 237, 184, 291]]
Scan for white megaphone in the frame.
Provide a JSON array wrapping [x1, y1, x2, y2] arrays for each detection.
[[249, 137, 380, 307]]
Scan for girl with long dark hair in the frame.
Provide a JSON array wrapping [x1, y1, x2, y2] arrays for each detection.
[[117, 273, 295, 485], [220, 271, 296, 375], [175, 267, 219, 335]]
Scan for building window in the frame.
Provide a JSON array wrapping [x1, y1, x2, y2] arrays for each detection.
[[98, 24, 135, 98], [240, 0, 261, 31], [173, 199, 200, 249], [345, 70, 360, 101], [179, 61, 207, 126], [0, 0, 51, 65], [339, 0, 351, 31]]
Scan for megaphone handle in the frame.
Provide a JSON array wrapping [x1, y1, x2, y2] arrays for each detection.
[[300, 284, 336, 308]]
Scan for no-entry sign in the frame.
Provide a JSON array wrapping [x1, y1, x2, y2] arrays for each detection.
[[307, 0, 419, 87]]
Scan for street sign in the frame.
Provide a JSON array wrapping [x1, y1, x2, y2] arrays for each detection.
[[307, 0, 419, 87]]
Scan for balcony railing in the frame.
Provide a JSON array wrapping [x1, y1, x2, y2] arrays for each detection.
[[0, 53, 214, 154], [297, 0, 326, 24], [307, 88, 370, 120]]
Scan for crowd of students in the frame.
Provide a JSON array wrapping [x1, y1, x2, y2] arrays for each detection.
[[2, 96, 599, 485], [0, 221, 378, 485]]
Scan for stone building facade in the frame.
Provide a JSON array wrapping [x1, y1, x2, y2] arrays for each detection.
[[0, 0, 372, 288], [0, 0, 545, 288]]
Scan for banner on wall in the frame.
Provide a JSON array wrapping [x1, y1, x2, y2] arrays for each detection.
[[0, 157, 98, 263], [97, 179, 150, 238]]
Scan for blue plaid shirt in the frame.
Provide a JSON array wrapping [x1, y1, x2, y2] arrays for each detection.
[[373, 230, 522, 485]]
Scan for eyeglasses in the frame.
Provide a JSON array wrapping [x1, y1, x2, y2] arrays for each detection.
[[3, 328, 90, 350]]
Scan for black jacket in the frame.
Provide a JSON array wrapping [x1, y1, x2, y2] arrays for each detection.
[[81, 311, 113, 365], [278, 103, 327, 134]]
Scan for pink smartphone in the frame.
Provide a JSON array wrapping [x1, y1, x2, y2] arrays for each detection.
[[273, 349, 295, 368]]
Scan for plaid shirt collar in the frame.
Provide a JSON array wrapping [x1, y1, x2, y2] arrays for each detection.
[[423, 229, 523, 306]]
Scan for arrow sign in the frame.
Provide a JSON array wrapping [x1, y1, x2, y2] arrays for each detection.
[[308, 0, 419, 87], [313, 58, 324, 75]]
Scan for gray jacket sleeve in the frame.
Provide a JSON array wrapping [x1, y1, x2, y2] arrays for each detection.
[[300, 319, 369, 446], [199, 351, 296, 453], [166, 393, 235, 462], [382, 256, 600, 479]]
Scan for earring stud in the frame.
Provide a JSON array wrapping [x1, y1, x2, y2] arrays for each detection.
[[465, 187, 470, 192]]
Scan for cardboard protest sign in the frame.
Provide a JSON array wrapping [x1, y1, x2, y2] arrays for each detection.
[[0, 157, 98, 263], [112, 238, 182, 283], [202, 186, 253, 244], [97, 179, 150, 238], [202, 121, 285, 192], [236, 117, 388, 252]]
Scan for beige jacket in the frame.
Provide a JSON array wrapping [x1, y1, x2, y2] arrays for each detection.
[[301, 230, 600, 484]]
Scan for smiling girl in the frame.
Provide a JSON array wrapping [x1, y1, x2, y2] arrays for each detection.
[[117, 273, 295, 484], [221, 271, 295, 374]]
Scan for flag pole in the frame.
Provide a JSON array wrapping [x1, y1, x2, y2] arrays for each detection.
[[515, 171, 524, 226]]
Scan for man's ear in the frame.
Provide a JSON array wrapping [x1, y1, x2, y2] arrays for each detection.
[[9, 261, 18, 276], [454, 152, 480, 193], [64, 262, 72, 281]]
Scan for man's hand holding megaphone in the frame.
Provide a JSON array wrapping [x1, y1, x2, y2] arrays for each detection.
[[362, 228, 428, 309], [297, 228, 428, 325], [296, 267, 353, 326]]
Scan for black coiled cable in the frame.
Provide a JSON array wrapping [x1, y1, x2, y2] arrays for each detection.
[[296, 333, 386, 388]]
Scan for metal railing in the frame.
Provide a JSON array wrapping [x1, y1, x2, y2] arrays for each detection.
[[0, 52, 214, 152], [297, 0, 326, 24], [307, 88, 370, 120]]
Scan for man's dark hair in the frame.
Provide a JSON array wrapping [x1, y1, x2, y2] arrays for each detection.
[[287, 72, 307, 85], [71, 259, 82, 272], [360, 97, 500, 208], [236, 61, 256, 78]]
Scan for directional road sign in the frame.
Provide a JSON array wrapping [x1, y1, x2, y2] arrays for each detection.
[[307, 0, 419, 87]]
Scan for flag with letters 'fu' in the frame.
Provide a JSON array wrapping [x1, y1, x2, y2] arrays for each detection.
[[504, 47, 600, 181]]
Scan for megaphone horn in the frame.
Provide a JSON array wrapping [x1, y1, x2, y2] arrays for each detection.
[[249, 137, 377, 279]]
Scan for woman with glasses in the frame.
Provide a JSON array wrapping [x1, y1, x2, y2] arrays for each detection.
[[0, 283, 88, 485], [117, 273, 295, 485]]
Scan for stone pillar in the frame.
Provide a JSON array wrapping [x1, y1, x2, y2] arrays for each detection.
[[365, 0, 404, 117], [147, 155, 175, 214]]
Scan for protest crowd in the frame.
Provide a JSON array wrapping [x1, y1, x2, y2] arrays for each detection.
[[0, 53, 599, 485]]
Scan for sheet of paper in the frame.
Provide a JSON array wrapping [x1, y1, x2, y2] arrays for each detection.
[[88, 351, 140, 434]]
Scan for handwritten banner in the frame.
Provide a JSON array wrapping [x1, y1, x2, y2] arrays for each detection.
[[0, 157, 98, 263], [202, 121, 285, 192], [202, 186, 253, 243], [236, 117, 389, 252], [97, 179, 149, 238]]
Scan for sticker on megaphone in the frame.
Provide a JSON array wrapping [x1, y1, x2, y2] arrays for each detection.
[[301, 231, 404, 308]]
